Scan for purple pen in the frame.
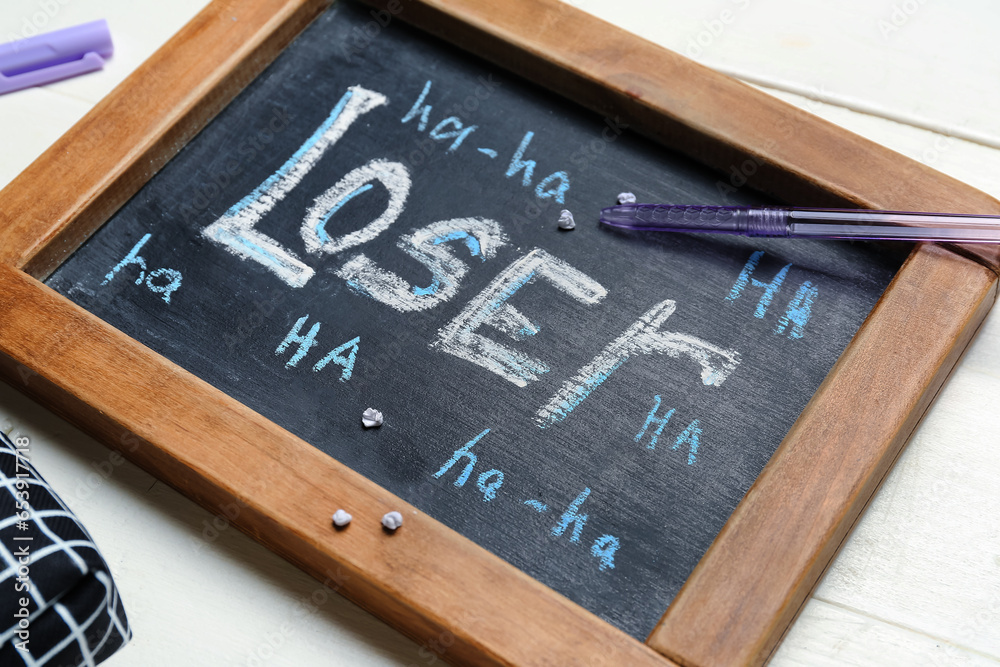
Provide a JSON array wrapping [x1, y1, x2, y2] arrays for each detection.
[[0, 20, 113, 96], [600, 204, 1000, 244]]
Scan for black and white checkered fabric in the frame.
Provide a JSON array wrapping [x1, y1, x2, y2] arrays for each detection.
[[0, 430, 130, 666]]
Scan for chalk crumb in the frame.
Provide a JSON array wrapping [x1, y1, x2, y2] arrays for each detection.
[[617, 192, 637, 204], [381, 511, 403, 531], [331, 509, 352, 527], [362, 408, 383, 428], [558, 209, 575, 230]]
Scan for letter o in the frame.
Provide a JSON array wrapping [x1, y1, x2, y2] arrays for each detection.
[[301, 160, 412, 256]]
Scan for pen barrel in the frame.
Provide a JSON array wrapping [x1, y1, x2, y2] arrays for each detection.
[[604, 204, 790, 236], [786, 208, 1000, 242], [602, 205, 1000, 243], [740, 207, 790, 236]]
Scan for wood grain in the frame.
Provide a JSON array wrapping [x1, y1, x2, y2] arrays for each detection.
[[0, 0, 998, 665], [0, 263, 675, 667], [648, 243, 998, 666]]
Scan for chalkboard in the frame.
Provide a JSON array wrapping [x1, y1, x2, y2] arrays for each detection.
[[45, 1, 903, 640]]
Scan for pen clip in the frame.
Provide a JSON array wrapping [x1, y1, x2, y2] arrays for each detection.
[[0, 51, 107, 95]]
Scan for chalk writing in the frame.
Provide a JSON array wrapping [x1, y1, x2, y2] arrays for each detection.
[[187, 73, 766, 580], [401, 80, 433, 131], [313, 336, 361, 381], [591, 535, 620, 571], [433, 431, 620, 571], [402, 80, 478, 152], [145, 269, 184, 304], [726, 250, 790, 316], [401, 79, 571, 202], [432, 248, 607, 387], [673, 420, 702, 466], [476, 470, 505, 501], [536, 300, 740, 427], [337, 217, 508, 312], [505, 131, 571, 203], [302, 159, 411, 256], [727, 251, 817, 337], [550, 488, 620, 571], [434, 429, 506, 502], [776, 281, 818, 339], [552, 487, 591, 542], [430, 118, 479, 153], [506, 132, 536, 185], [202, 86, 388, 287], [191, 80, 825, 584], [101, 234, 183, 304], [276, 315, 320, 368], [276, 315, 360, 379], [634, 396, 703, 465], [634, 395, 675, 450]]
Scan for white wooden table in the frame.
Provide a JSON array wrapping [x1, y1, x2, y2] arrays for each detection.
[[2, 1, 998, 664]]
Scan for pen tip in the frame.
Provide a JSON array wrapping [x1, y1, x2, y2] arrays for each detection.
[[600, 204, 638, 229]]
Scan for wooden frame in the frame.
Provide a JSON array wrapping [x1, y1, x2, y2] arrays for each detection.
[[1, 0, 998, 665]]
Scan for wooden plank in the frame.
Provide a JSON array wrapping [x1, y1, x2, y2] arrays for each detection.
[[773, 598, 1000, 667], [647, 243, 998, 666], [0, 263, 674, 667], [0, 0, 334, 279]]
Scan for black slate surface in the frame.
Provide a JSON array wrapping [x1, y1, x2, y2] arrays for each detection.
[[46, 1, 905, 639]]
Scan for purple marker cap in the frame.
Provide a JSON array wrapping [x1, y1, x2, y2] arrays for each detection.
[[0, 20, 113, 96]]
